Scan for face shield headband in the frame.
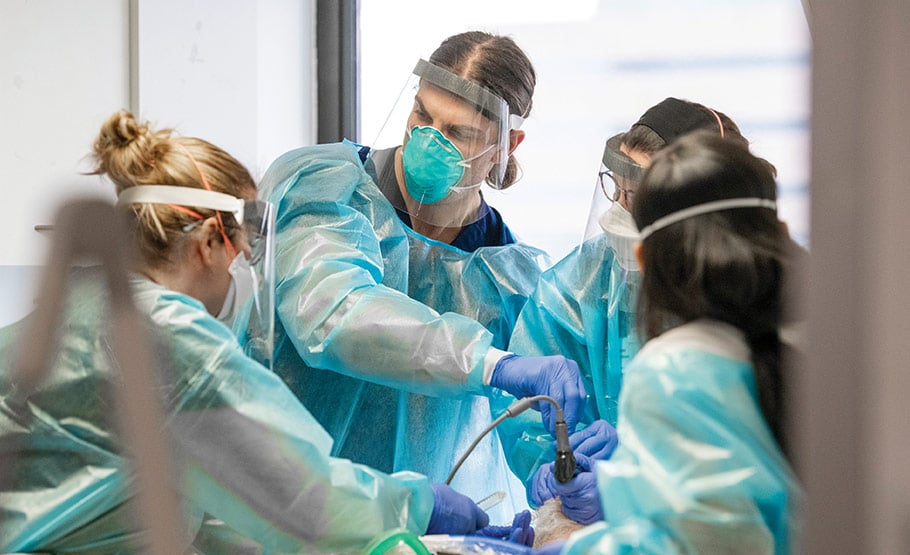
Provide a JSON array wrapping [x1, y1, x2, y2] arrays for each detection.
[[413, 59, 524, 130], [637, 197, 777, 241], [603, 134, 645, 182], [116, 185, 269, 254]]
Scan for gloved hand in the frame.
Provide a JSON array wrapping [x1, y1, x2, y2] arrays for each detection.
[[427, 483, 490, 535], [531, 454, 603, 524], [475, 509, 535, 547], [566, 420, 618, 460], [533, 540, 567, 555], [490, 354, 586, 434]]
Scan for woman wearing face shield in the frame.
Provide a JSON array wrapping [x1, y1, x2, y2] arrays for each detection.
[[504, 99, 762, 491], [0, 110, 493, 554], [259, 31, 585, 525], [529, 131, 803, 555]]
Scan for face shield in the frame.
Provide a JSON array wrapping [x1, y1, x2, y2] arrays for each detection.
[[578, 136, 645, 419], [117, 186, 276, 369], [581, 134, 644, 269], [227, 200, 276, 370], [369, 59, 520, 228]]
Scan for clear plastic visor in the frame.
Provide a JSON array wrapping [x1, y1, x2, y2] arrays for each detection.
[[581, 135, 642, 268], [368, 59, 513, 229], [232, 200, 276, 370]]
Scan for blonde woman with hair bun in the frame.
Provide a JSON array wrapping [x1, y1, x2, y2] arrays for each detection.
[[0, 110, 488, 554]]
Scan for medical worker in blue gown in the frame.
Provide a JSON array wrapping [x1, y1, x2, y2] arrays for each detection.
[[505, 98, 757, 486], [530, 131, 803, 554], [0, 111, 492, 555], [258, 31, 586, 525]]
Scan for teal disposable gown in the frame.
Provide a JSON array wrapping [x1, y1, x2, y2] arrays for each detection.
[[259, 143, 549, 523], [561, 320, 802, 554], [504, 222, 641, 487], [0, 270, 433, 554]]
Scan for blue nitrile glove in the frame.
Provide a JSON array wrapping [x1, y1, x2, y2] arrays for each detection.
[[531, 454, 603, 524], [566, 420, 618, 460], [475, 509, 535, 547], [490, 354, 586, 435], [533, 540, 567, 555], [427, 483, 490, 535]]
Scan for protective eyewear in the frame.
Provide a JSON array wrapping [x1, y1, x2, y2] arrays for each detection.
[[598, 168, 638, 208], [599, 134, 646, 210], [239, 199, 274, 265]]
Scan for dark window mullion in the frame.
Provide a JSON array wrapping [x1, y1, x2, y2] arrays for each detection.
[[316, 0, 360, 143]]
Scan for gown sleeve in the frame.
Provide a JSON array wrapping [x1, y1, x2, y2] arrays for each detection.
[[562, 350, 794, 555], [152, 290, 436, 554], [261, 143, 495, 397]]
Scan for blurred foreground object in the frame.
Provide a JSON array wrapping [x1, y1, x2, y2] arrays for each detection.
[[0, 199, 183, 554]]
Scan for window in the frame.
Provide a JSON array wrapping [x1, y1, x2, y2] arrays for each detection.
[[361, 0, 810, 261]]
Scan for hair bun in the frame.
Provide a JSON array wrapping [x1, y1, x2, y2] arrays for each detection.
[[109, 110, 147, 146], [94, 109, 150, 152], [91, 110, 172, 186]]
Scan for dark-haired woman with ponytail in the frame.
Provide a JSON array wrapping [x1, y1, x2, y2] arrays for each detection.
[[530, 130, 803, 555]]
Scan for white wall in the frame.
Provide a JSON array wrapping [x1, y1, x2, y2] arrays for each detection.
[[131, 0, 315, 179], [0, 0, 316, 325], [0, 0, 130, 268]]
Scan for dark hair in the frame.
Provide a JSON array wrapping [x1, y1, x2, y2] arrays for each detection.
[[632, 130, 788, 453], [622, 98, 778, 176], [429, 31, 536, 189]]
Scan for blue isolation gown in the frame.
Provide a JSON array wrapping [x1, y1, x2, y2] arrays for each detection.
[[504, 205, 641, 488], [0, 269, 433, 555], [258, 142, 549, 524], [561, 320, 803, 554]]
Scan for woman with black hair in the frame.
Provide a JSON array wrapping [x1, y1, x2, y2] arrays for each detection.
[[505, 97, 764, 494], [530, 130, 803, 554]]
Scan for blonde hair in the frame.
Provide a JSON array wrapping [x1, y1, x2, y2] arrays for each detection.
[[90, 110, 255, 268]]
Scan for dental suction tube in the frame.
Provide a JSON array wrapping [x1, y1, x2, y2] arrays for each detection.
[[445, 395, 577, 486]]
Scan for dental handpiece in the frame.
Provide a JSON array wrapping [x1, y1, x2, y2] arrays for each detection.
[[553, 417, 577, 483], [446, 394, 577, 486]]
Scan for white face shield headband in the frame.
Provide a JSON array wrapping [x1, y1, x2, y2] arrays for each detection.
[[116, 185, 273, 323], [117, 185, 272, 260], [118, 185, 250, 228]]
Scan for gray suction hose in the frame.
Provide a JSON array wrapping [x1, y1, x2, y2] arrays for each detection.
[[445, 395, 576, 485]]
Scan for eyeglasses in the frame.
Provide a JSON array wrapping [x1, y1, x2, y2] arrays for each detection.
[[182, 216, 268, 265], [598, 168, 637, 209]]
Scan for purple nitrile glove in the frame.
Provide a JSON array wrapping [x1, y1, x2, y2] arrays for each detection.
[[531, 454, 603, 524], [475, 509, 535, 547], [490, 354, 586, 435], [566, 419, 618, 460], [427, 483, 490, 535]]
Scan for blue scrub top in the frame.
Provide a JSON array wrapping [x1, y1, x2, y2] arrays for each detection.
[[367, 146, 516, 251]]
